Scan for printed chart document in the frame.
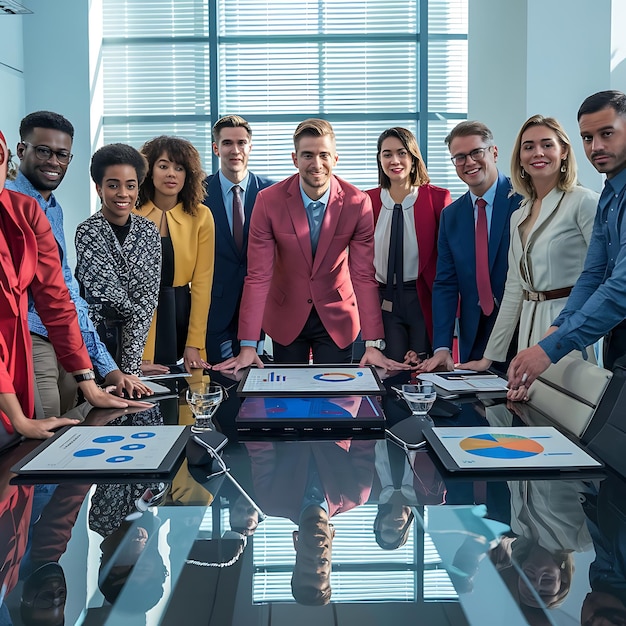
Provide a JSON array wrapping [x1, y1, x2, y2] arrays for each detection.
[[424, 426, 603, 472], [12, 425, 188, 476], [418, 370, 509, 393], [238, 365, 385, 396]]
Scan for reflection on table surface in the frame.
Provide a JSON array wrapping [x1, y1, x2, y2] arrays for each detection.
[[0, 372, 622, 626]]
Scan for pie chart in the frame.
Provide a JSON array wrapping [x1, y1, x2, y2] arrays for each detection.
[[460, 433, 544, 459]]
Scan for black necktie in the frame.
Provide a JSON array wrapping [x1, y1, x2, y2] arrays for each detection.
[[232, 185, 244, 252], [386, 204, 404, 301]]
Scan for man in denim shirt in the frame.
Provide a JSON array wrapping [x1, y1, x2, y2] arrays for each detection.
[[509, 91, 626, 391], [6, 111, 148, 417]]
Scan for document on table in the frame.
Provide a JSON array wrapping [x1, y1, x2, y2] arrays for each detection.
[[418, 370, 509, 393]]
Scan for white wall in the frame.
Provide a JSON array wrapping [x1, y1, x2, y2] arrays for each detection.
[[469, 0, 613, 193], [0, 13, 25, 160], [20, 0, 93, 266], [612, 0, 626, 90]]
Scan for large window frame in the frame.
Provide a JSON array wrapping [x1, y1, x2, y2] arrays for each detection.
[[100, 0, 467, 196]]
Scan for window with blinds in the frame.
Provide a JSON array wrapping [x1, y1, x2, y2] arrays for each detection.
[[250, 504, 457, 603], [101, 0, 467, 197]]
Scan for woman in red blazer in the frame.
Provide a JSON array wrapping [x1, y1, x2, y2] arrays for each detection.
[[366, 127, 452, 363]]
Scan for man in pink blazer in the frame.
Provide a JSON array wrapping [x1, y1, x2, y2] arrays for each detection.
[[213, 119, 407, 371]]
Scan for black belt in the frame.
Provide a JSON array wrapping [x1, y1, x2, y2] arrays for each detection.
[[378, 280, 417, 290]]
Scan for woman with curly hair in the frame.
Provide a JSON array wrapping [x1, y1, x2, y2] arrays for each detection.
[[135, 136, 215, 374]]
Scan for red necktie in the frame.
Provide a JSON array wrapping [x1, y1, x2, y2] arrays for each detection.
[[232, 185, 244, 252], [475, 198, 494, 316]]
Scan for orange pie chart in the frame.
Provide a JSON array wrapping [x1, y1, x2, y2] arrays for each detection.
[[460, 433, 544, 459]]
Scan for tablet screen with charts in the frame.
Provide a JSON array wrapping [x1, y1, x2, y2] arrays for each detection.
[[424, 426, 603, 473], [11, 425, 189, 477], [237, 365, 385, 396], [236, 395, 385, 435]]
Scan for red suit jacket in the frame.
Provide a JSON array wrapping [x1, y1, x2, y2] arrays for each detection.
[[366, 184, 452, 342], [0, 188, 91, 433], [245, 440, 375, 523], [238, 174, 384, 348]]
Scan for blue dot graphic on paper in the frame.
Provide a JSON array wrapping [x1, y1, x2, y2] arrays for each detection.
[[106, 456, 133, 463], [121, 444, 145, 451], [73, 448, 105, 458], [93, 435, 124, 444], [131, 432, 156, 439]]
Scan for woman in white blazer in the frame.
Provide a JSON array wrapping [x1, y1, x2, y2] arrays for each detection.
[[461, 115, 598, 385]]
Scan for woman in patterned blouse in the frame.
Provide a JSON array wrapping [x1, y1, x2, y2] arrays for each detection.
[[75, 144, 161, 377]]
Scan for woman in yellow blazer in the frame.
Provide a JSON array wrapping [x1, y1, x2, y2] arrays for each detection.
[[135, 136, 215, 374]]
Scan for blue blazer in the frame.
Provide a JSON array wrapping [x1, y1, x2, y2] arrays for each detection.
[[432, 172, 522, 362], [203, 171, 273, 339]]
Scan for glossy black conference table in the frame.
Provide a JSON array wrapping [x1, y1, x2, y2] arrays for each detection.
[[0, 371, 622, 626]]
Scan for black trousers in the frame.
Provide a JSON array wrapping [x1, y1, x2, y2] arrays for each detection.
[[272, 307, 352, 364], [379, 283, 430, 362]]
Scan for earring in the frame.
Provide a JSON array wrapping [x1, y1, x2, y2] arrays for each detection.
[[520, 168, 525, 179], [560, 160, 567, 173]]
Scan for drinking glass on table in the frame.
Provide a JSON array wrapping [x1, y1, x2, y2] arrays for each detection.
[[186, 382, 224, 433], [401, 383, 437, 417]]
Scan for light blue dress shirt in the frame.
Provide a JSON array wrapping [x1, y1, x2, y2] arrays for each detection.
[[6, 172, 118, 377], [241, 183, 332, 347], [218, 170, 250, 233], [469, 177, 498, 235], [301, 456, 329, 515], [300, 185, 331, 254], [541, 168, 626, 361]]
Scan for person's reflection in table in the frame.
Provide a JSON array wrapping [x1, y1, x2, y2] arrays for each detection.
[[228, 493, 259, 537], [291, 504, 335, 605], [373, 439, 446, 550], [0, 404, 164, 626], [81, 404, 170, 622], [97, 511, 168, 620], [245, 437, 375, 605], [581, 473, 626, 626], [0, 443, 37, 626], [484, 402, 594, 612], [88, 404, 167, 538], [490, 478, 593, 615]]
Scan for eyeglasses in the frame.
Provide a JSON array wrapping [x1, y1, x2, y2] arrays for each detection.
[[21, 141, 73, 165], [450, 146, 491, 166]]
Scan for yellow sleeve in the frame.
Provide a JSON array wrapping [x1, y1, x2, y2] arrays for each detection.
[[136, 203, 159, 362], [185, 204, 215, 354], [142, 309, 157, 362]]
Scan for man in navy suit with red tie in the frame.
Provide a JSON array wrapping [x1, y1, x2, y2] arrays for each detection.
[[203, 115, 273, 363], [420, 121, 521, 372]]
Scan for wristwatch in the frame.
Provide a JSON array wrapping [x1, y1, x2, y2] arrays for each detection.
[[73, 370, 96, 383], [364, 339, 386, 351]]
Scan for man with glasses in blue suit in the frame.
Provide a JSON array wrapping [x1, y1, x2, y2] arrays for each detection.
[[419, 121, 521, 373]]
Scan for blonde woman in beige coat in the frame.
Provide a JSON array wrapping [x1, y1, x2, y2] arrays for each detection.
[[460, 115, 598, 389]]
